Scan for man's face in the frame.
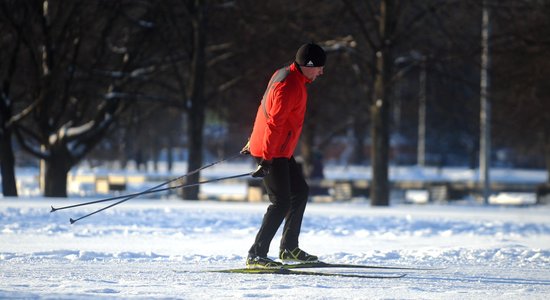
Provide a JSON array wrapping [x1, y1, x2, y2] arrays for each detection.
[[302, 66, 324, 81]]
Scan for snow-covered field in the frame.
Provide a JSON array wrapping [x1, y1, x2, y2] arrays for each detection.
[[1, 198, 549, 299]]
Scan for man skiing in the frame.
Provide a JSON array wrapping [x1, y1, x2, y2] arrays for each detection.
[[242, 43, 326, 268]]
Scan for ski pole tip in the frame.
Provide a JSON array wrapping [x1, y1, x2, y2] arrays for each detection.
[[69, 218, 76, 224], [50, 206, 57, 213]]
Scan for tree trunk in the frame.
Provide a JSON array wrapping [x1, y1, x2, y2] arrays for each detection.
[[352, 118, 367, 164], [545, 122, 550, 184], [183, 0, 207, 200], [184, 109, 205, 200], [370, 94, 390, 206], [300, 121, 315, 178], [0, 28, 20, 197], [167, 138, 174, 173], [43, 153, 71, 197], [152, 138, 159, 172], [370, 0, 393, 206], [0, 131, 18, 196]]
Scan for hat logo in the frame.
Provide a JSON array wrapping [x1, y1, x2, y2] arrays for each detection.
[[306, 60, 315, 67]]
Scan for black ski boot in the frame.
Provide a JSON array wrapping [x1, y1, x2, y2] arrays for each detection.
[[279, 247, 319, 263], [246, 254, 283, 269]]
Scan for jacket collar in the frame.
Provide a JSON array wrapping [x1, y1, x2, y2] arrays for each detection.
[[291, 62, 312, 84]]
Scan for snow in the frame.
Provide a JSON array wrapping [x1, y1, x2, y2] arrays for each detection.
[[2, 162, 549, 298], [1, 197, 549, 299]]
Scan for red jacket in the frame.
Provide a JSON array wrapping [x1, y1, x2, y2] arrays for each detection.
[[249, 63, 311, 160]]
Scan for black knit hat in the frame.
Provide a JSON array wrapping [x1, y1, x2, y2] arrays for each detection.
[[295, 43, 326, 67]]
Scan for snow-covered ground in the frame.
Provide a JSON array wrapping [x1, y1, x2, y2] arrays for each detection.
[[1, 198, 549, 299]]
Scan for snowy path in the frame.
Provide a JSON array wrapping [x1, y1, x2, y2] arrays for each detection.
[[1, 199, 549, 299]]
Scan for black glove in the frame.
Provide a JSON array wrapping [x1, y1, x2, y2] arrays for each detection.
[[251, 159, 272, 178], [240, 140, 251, 155]]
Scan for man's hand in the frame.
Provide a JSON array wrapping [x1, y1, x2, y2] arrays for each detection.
[[240, 140, 251, 155], [251, 159, 272, 178]]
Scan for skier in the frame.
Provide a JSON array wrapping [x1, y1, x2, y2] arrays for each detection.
[[241, 43, 326, 268]]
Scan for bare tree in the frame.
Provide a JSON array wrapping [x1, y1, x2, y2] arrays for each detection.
[[4, 0, 159, 197], [0, 3, 21, 196], [146, 0, 213, 200], [181, 0, 208, 200], [491, 0, 550, 181], [341, 0, 467, 205]]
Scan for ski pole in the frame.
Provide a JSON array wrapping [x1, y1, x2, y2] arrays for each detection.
[[51, 153, 242, 212], [68, 172, 252, 224]]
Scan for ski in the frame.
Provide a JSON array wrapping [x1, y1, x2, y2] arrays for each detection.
[[208, 267, 405, 279], [281, 261, 444, 271], [182, 261, 441, 278]]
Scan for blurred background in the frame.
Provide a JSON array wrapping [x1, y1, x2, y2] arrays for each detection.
[[1, 0, 549, 203]]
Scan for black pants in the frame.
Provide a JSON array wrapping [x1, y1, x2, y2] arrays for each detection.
[[248, 156, 309, 257]]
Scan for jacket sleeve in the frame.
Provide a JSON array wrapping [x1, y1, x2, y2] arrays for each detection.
[[261, 81, 295, 160]]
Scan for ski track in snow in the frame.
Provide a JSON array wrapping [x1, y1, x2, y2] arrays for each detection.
[[1, 199, 550, 299]]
